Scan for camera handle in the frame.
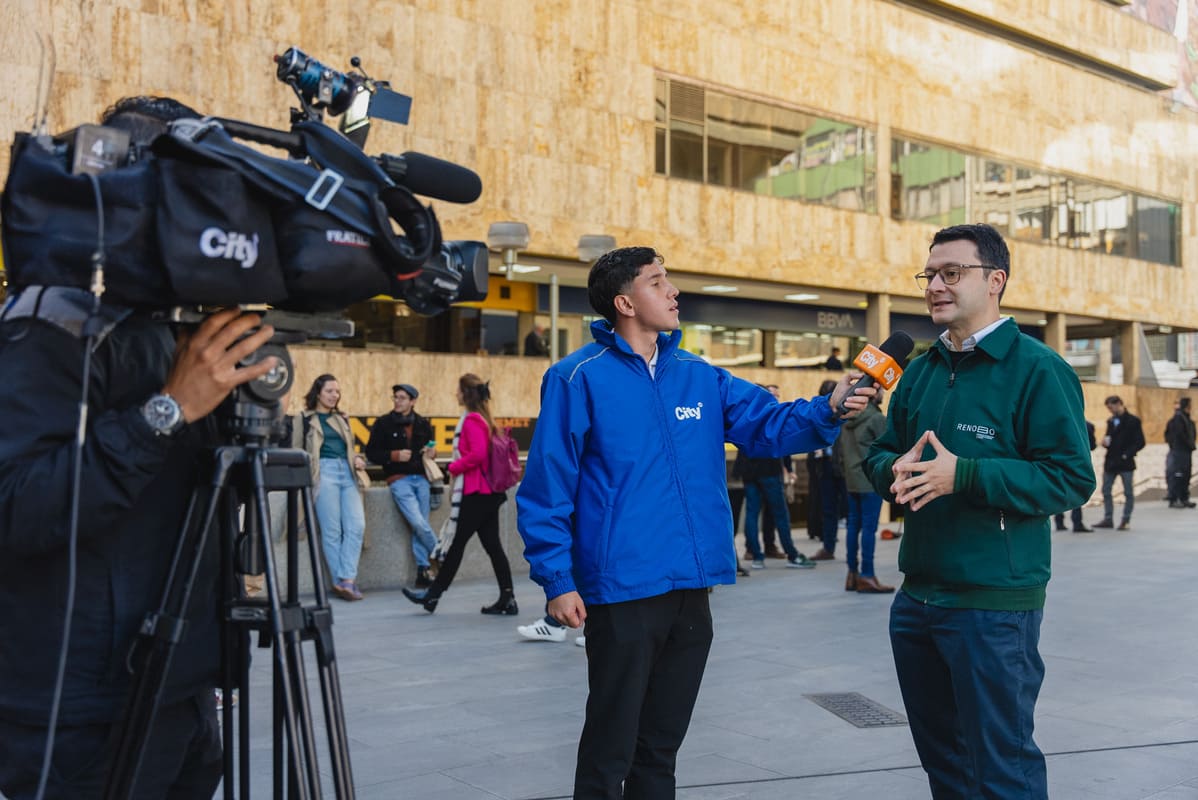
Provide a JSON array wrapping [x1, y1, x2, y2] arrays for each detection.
[[103, 444, 355, 799]]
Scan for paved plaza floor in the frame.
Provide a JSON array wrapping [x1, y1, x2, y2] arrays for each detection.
[[234, 499, 1198, 798]]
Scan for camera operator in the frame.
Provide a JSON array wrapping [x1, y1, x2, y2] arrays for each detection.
[[0, 97, 277, 799]]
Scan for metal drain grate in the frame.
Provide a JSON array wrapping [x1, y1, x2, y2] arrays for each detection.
[[804, 692, 907, 728]]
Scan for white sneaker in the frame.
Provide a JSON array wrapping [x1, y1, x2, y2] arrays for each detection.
[[517, 619, 567, 642], [575, 635, 586, 647]]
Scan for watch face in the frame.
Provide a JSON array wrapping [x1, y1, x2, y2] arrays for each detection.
[[145, 394, 182, 434]]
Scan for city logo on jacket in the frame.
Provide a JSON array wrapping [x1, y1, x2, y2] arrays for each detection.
[[957, 421, 996, 441], [675, 403, 703, 421]]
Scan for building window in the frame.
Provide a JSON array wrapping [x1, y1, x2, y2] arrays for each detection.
[[655, 77, 876, 213], [890, 140, 966, 225], [892, 135, 1181, 267]]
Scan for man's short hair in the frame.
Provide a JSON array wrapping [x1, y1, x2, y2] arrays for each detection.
[[1180, 397, 1191, 412], [930, 223, 1011, 299], [587, 246, 662, 324], [1105, 395, 1122, 406], [101, 96, 200, 146]]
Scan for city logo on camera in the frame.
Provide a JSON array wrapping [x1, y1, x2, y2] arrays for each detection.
[[675, 403, 703, 421], [199, 227, 260, 269]]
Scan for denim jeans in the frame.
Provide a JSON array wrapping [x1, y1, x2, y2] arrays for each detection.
[[388, 475, 438, 567], [845, 491, 883, 577], [315, 458, 366, 581], [1101, 469, 1134, 523], [743, 475, 799, 560], [890, 591, 1047, 799]]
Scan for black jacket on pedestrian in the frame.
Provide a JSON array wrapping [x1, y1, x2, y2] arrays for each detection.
[[365, 410, 434, 480], [0, 288, 221, 725], [1165, 410, 1196, 454], [1103, 411, 1145, 473]]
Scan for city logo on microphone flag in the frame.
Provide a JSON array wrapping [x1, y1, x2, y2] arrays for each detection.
[[852, 344, 903, 389]]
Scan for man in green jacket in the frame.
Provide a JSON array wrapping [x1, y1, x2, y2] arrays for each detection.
[[865, 223, 1095, 799]]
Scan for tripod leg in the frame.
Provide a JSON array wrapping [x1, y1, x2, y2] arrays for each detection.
[[300, 482, 355, 797], [103, 470, 227, 800], [247, 459, 319, 800]]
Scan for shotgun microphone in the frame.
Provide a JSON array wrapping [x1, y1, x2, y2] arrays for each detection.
[[835, 331, 915, 416]]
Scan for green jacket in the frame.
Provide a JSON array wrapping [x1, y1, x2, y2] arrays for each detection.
[[865, 319, 1095, 610]]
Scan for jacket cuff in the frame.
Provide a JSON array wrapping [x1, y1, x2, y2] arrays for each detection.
[[955, 457, 977, 496], [544, 573, 577, 600]]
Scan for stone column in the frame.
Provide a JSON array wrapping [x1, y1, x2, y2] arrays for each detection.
[[1120, 321, 1141, 386], [1043, 312, 1067, 356], [866, 293, 891, 347]]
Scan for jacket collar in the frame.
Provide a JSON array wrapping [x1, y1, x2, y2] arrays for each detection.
[[931, 317, 1019, 364], [590, 319, 682, 362]]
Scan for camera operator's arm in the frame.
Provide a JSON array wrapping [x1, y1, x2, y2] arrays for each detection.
[[0, 310, 275, 557]]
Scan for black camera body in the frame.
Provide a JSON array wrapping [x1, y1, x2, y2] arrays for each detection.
[[0, 48, 488, 316]]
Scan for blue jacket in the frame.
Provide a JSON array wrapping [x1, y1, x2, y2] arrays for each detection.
[[516, 321, 844, 605]]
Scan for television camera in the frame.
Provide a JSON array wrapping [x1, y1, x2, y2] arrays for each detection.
[[1, 47, 489, 320]]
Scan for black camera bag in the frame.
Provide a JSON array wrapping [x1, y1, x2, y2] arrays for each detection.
[[2, 118, 441, 311], [1, 132, 288, 308]]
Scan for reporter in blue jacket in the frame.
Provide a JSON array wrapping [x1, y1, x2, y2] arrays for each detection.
[[516, 246, 871, 799]]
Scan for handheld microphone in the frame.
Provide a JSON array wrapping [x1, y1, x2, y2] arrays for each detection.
[[835, 331, 914, 416], [378, 151, 483, 203]]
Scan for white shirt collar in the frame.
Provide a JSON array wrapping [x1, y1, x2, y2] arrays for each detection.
[[939, 316, 1011, 353]]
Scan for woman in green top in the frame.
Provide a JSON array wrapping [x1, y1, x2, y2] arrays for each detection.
[[299, 374, 368, 601]]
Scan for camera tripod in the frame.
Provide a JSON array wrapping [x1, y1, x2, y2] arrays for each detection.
[[103, 434, 355, 799]]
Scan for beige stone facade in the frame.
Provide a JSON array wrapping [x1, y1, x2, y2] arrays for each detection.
[[2, 0, 1197, 413]]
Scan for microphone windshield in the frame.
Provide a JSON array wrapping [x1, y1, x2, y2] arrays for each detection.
[[879, 331, 914, 367], [398, 151, 483, 203]]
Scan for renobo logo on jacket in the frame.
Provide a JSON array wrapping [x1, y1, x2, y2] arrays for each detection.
[[958, 421, 996, 441], [675, 402, 703, 421], [199, 227, 260, 269]]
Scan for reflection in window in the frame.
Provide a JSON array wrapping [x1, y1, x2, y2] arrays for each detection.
[[681, 324, 763, 366], [890, 140, 966, 225], [973, 160, 1011, 231], [891, 135, 1181, 267], [1134, 195, 1180, 266], [1011, 168, 1053, 242], [774, 332, 860, 369], [654, 77, 876, 213]]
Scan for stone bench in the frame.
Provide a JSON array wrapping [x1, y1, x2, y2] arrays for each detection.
[[269, 485, 528, 595]]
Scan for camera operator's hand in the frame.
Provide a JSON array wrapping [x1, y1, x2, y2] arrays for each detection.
[[162, 309, 277, 423]]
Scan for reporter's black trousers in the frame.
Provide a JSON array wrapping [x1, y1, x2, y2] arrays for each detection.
[[574, 588, 713, 800]]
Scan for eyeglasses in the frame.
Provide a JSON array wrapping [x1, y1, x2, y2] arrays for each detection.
[[914, 263, 995, 290]]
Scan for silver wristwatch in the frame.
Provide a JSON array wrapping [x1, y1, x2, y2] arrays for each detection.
[[141, 392, 186, 438]]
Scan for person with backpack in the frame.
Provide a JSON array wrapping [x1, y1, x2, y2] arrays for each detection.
[[402, 373, 519, 615]]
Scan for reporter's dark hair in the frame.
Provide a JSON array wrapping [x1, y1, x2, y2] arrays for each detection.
[[587, 246, 662, 324], [100, 95, 200, 146], [930, 223, 1010, 299], [304, 374, 340, 411], [818, 379, 838, 397]]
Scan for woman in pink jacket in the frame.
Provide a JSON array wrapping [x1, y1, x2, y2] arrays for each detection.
[[402, 373, 517, 615]]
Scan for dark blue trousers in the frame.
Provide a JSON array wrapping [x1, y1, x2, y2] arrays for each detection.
[[890, 591, 1047, 800]]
